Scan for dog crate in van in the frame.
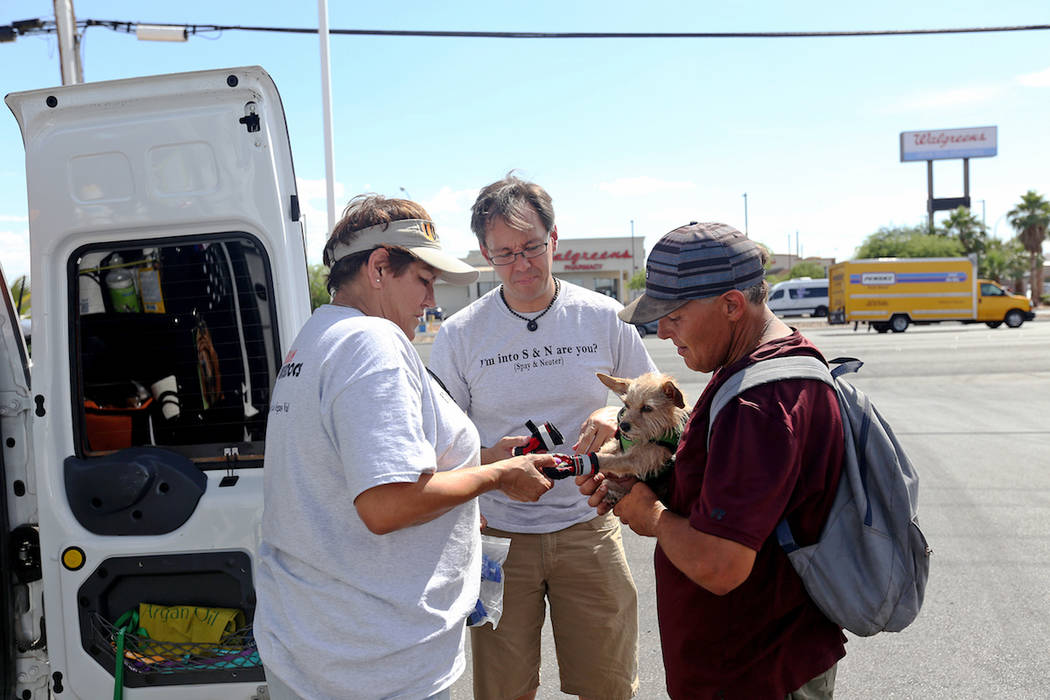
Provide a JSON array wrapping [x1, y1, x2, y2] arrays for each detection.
[[2, 67, 310, 699]]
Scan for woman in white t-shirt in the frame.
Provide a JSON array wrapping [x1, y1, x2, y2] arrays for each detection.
[[256, 195, 555, 700]]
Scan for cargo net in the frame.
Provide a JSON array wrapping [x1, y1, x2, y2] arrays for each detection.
[[92, 612, 261, 674]]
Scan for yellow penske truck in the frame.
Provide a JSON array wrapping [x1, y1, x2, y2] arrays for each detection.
[[828, 257, 1034, 333]]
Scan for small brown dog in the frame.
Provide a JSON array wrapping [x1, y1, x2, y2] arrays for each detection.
[[577, 372, 688, 503]]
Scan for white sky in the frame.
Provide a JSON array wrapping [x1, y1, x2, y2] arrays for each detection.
[[2, 0, 1049, 284]]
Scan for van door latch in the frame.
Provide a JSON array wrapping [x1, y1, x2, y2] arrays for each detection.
[[11, 525, 41, 583], [239, 102, 260, 133]]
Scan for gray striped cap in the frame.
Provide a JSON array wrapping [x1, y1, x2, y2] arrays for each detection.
[[619, 222, 764, 324]]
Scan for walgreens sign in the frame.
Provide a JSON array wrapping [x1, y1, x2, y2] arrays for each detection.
[[900, 126, 997, 162], [553, 248, 632, 271]]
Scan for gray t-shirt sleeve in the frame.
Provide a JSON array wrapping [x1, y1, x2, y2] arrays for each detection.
[[613, 314, 659, 378], [322, 358, 437, 502], [429, 326, 471, 411]]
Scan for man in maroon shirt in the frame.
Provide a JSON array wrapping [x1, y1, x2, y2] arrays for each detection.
[[579, 222, 846, 699]]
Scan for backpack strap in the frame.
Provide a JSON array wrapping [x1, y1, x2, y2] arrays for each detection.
[[707, 355, 834, 449], [707, 354, 858, 560]]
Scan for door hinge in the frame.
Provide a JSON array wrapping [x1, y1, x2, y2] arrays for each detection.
[[0, 390, 32, 417]]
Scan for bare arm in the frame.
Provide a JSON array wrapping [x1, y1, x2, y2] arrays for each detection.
[[607, 480, 757, 596], [354, 453, 555, 535]]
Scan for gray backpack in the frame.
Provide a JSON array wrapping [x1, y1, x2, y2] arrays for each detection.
[[709, 355, 931, 636]]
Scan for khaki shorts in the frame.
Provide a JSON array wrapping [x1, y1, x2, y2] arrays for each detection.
[[472, 513, 639, 700]]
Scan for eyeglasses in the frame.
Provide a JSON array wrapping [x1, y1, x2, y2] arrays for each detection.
[[488, 238, 550, 266]]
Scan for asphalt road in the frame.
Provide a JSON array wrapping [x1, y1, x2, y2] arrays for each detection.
[[418, 318, 1050, 699]]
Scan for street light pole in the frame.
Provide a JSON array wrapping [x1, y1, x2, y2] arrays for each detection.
[[743, 192, 751, 238], [630, 219, 635, 274], [399, 186, 412, 200]]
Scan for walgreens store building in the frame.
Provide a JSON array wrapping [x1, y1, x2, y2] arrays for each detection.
[[434, 236, 645, 318]]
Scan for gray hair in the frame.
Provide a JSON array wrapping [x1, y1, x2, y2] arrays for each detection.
[[744, 279, 769, 305], [470, 173, 555, 246]]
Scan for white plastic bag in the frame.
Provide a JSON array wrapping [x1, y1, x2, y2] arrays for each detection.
[[467, 535, 511, 629]]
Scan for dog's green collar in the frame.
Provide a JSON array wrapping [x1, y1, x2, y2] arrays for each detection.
[[615, 406, 683, 452]]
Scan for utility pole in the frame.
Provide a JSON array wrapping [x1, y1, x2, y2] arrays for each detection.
[[53, 0, 83, 84], [318, 0, 337, 234]]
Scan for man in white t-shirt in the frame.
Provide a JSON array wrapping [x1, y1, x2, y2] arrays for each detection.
[[430, 175, 656, 700]]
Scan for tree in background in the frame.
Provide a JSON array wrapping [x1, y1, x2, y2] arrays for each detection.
[[980, 239, 1028, 290], [941, 207, 988, 258], [1007, 190, 1050, 306], [627, 269, 645, 291], [766, 260, 827, 285], [8, 275, 30, 318], [855, 224, 963, 259], [307, 263, 330, 310]]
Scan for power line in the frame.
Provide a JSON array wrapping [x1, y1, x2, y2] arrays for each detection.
[[5, 18, 1050, 41]]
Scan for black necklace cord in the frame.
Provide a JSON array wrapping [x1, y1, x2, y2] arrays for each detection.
[[500, 278, 560, 332]]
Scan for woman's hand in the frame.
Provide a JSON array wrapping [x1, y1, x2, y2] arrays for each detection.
[[573, 405, 619, 454], [480, 435, 530, 464], [495, 453, 555, 502]]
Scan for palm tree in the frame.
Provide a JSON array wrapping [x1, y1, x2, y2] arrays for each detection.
[[941, 207, 987, 257], [1007, 190, 1050, 306]]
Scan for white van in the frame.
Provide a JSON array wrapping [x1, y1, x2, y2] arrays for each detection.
[[768, 277, 830, 318], [2, 67, 310, 699]]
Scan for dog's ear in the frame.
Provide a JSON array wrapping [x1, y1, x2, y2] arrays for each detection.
[[597, 372, 630, 396], [662, 380, 686, 408]]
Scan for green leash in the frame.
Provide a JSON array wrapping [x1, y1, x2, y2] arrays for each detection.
[[112, 610, 147, 700]]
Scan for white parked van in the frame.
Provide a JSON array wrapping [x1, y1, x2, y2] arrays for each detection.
[[2, 67, 310, 699], [768, 277, 830, 318]]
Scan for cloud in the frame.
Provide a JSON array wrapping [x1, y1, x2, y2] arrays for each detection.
[[0, 215, 28, 223], [295, 176, 346, 206], [0, 229, 30, 283], [1016, 66, 1050, 87], [421, 187, 480, 257], [295, 176, 352, 263], [597, 176, 697, 197]]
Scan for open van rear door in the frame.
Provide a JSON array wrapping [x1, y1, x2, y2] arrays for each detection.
[[0, 263, 40, 699], [5, 66, 311, 699]]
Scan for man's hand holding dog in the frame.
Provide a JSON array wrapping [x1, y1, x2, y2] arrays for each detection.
[[611, 481, 665, 537], [576, 472, 639, 515], [497, 453, 556, 502], [574, 405, 619, 454], [577, 474, 663, 537]]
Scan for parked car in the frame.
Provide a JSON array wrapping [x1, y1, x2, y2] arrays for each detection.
[[634, 319, 659, 337]]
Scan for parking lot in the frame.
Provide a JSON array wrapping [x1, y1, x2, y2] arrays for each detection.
[[420, 318, 1050, 699]]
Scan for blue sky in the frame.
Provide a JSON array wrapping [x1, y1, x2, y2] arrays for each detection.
[[2, 1, 1049, 285]]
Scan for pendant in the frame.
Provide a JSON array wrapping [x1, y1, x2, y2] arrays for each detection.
[[527, 320, 538, 331]]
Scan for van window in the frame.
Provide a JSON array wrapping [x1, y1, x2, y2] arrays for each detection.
[[802, 285, 828, 298], [71, 235, 278, 465], [980, 282, 1005, 297], [770, 289, 784, 300]]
